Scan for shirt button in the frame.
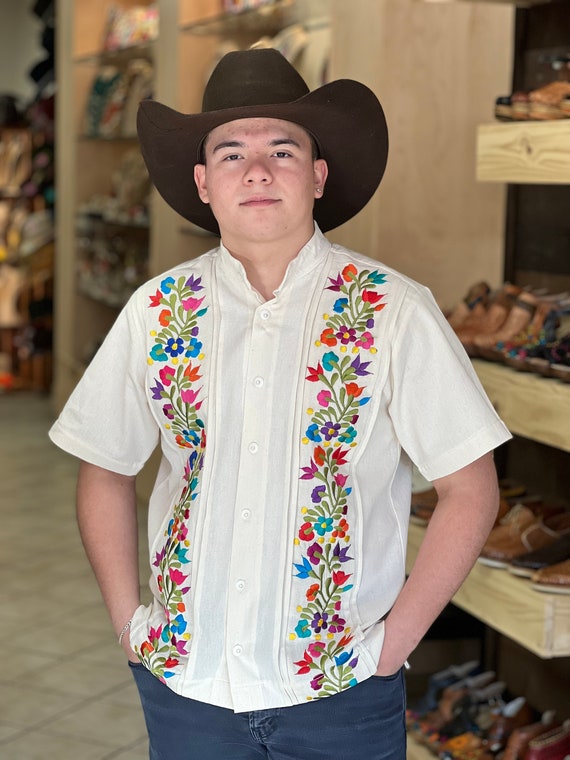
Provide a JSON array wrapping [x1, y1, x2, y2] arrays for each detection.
[[232, 644, 243, 657], [236, 579, 246, 592], [253, 376, 264, 388], [260, 309, 271, 320], [241, 509, 251, 520], [248, 442, 259, 454]]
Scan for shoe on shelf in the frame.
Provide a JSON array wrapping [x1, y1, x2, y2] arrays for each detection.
[[406, 660, 481, 720], [526, 333, 570, 381], [495, 300, 561, 368], [485, 696, 536, 754], [531, 558, 570, 595], [456, 284, 521, 357], [508, 533, 570, 578], [529, 81, 570, 120], [478, 506, 570, 570], [500, 710, 558, 760], [511, 91, 530, 120], [473, 292, 538, 357], [447, 281, 491, 331], [525, 719, 570, 760]]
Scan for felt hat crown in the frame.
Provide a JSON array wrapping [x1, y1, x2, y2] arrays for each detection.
[[137, 48, 388, 234]]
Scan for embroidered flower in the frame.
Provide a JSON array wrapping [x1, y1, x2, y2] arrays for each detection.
[[291, 265, 387, 700]]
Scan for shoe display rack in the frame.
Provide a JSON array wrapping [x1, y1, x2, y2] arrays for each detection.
[[54, 0, 302, 410]]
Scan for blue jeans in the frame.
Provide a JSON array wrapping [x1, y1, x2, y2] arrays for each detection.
[[129, 662, 406, 760]]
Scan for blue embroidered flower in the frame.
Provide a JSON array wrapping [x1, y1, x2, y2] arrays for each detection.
[[313, 517, 333, 537], [295, 619, 311, 638], [306, 423, 322, 442], [185, 338, 203, 358], [333, 298, 349, 313], [322, 351, 339, 372], [165, 337, 185, 357]]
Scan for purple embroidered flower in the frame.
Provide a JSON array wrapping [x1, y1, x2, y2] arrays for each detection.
[[307, 542, 323, 565], [162, 403, 175, 420], [310, 674, 325, 691], [366, 318, 375, 329], [150, 381, 164, 400], [185, 274, 203, 291], [326, 273, 344, 291], [311, 485, 326, 503], [300, 460, 318, 480], [321, 421, 341, 440], [328, 614, 346, 633], [351, 355, 372, 376], [333, 543, 353, 563], [336, 325, 357, 345], [311, 612, 328, 633]]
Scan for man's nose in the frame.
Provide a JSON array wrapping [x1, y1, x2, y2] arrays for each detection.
[[244, 157, 272, 184]]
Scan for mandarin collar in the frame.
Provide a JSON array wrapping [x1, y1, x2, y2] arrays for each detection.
[[217, 224, 331, 300]]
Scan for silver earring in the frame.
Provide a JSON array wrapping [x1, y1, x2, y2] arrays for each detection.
[[316, 188, 322, 193]]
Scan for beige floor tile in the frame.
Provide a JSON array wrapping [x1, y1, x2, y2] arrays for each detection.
[[42, 693, 148, 746], [0, 684, 80, 727], [0, 393, 150, 758], [107, 739, 150, 759], [29, 657, 133, 699], [0, 729, 116, 760], [0, 723, 23, 742]]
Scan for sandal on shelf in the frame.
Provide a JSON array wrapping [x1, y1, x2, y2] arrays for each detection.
[[474, 292, 538, 359], [456, 284, 521, 357], [447, 281, 491, 331]]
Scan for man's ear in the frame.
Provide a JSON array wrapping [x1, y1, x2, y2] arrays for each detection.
[[194, 164, 209, 204], [314, 158, 328, 195]]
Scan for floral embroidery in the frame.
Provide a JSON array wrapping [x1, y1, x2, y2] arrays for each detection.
[[136, 274, 207, 681], [291, 264, 386, 698]]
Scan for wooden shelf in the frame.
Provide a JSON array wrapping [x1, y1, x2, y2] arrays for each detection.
[[476, 120, 570, 184], [419, 0, 552, 6], [181, 0, 295, 36], [406, 522, 570, 658], [407, 736, 434, 760], [472, 359, 570, 453]]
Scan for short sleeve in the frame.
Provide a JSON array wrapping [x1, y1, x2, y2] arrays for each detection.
[[49, 290, 159, 476], [388, 284, 511, 481]]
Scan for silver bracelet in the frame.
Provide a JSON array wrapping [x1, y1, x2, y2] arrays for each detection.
[[118, 618, 132, 645]]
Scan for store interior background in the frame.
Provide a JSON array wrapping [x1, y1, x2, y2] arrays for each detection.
[[0, 0, 569, 758]]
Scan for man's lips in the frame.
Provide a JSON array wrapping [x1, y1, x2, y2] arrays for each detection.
[[240, 197, 280, 207]]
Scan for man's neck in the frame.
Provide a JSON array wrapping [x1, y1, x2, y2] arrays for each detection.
[[222, 227, 315, 301]]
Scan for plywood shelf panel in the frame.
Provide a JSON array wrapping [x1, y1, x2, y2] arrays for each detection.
[[406, 522, 570, 658], [476, 121, 570, 184], [471, 359, 570, 452]]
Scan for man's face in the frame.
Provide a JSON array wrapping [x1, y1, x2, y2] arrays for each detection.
[[194, 117, 328, 247]]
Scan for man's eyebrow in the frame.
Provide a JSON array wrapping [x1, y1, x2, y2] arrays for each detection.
[[211, 140, 245, 154], [269, 138, 301, 148], [211, 137, 302, 153]]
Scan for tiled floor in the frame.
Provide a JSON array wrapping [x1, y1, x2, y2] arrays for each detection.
[[0, 392, 150, 759]]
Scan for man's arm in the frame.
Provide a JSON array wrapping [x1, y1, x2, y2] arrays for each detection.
[[77, 461, 141, 661], [376, 452, 500, 675]]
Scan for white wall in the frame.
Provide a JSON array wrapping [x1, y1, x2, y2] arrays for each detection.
[[0, 0, 44, 106]]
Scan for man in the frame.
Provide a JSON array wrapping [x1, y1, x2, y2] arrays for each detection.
[[50, 49, 510, 759]]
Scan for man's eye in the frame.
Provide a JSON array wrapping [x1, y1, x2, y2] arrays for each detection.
[[273, 151, 292, 158], [223, 154, 241, 161]]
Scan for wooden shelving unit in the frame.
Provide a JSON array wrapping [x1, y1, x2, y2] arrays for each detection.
[[472, 359, 570, 452], [407, 522, 570, 659], [477, 121, 570, 184]]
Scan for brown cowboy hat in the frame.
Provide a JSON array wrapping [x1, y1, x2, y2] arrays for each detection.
[[137, 48, 388, 235]]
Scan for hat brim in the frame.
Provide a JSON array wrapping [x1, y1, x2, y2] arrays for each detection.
[[137, 79, 388, 235]]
